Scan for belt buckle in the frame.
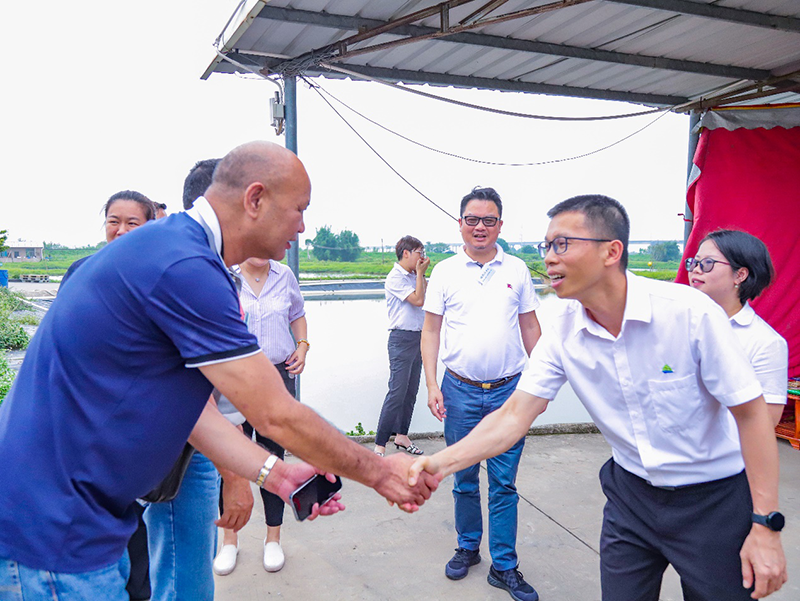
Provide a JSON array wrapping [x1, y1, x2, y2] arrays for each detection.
[[481, 382, 491, 390]]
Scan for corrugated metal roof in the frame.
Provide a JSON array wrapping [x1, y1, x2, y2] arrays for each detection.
[[204, 0, 800, 109]]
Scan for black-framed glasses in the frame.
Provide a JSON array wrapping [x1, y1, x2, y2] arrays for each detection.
[[462, 215, 499, 227], [685, 257, 730, 273], [537, 236, 612, 259]]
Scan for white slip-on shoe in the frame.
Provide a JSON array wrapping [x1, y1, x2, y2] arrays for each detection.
[[213, 543, 239, 576], [263, 540, 285, 572]]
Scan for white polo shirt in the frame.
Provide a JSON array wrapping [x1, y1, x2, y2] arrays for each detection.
[[516, 272, 762, 487], [385, 262, 425, 331], [424, 245, 540, 382], [730, 302, 788, 406]]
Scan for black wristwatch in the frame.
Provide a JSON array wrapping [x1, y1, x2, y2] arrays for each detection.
[[752, 511, 785, 532]]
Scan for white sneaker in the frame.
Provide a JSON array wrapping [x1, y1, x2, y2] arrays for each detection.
[[213, 543, 239, 576], [263, 540, 285, 572]]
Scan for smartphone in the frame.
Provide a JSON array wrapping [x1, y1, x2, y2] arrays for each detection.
[[289, 474, 342, 521]]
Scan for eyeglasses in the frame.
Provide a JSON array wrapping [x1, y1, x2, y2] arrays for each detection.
[[462, 215, 499, 227], [537, 236, 612, 259], [412, 249, 426, 259], [685, 257, 730, 273]]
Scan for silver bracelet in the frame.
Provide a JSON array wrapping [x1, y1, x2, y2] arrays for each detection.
[[255, 455, 278, 488]]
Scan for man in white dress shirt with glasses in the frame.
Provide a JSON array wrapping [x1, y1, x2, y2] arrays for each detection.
[[412, 194, 786, 601]]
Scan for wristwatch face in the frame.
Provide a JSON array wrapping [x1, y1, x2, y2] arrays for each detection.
[[767, 512, 786, 532], [755, 511, 785, 532]]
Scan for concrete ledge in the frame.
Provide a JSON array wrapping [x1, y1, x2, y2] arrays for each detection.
[[346, 422, 599, 444]]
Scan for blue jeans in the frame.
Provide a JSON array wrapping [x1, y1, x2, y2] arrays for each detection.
[[442, 370, 525, 571], [143, 452, 220, 601], [0, 553, 129, 600]]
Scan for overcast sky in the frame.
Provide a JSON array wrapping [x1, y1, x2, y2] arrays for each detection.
[[2, 1, 691, 250]]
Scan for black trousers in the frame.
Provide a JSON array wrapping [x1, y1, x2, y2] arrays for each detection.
[[219, 362, 296, 527], [126, 503, 151, 600], [599, 458, 754, 601], [375, 329, 422, 447]]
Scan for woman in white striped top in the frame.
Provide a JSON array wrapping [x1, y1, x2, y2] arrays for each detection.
[[213, 257, 308, 576]]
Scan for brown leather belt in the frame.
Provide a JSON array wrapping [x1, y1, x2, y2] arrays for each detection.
[[446, 368, 520, 390]]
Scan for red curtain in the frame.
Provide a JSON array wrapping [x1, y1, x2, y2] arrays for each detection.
[[677, 110, 800, 378]]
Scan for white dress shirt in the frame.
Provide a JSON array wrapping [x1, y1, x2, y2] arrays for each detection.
[[516, 272, 762, 487], [424, 245, 540, 382], [385, 262, 424, 331], [730, 302, 788, 406]]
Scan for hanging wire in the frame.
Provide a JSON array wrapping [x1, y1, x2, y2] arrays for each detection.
[[317, 62, 670, 121], [300, 75, 459, 222], [307, 78, 672, 167]]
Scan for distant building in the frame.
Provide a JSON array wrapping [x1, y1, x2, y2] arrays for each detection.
[[1, 239, 44, 262]]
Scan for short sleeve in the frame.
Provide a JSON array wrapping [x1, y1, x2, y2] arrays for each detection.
[[751, 335, 789, 405], [517, 265, 541, 315], [694, 302, 762, 407], [286, 270, 306, 323], [385, 269, 415, 302], [145, 257, 260, 366], [515, 325, 567, 400], [422, 264, 445, 315]]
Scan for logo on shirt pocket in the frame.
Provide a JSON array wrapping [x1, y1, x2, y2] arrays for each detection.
[[649, 374, 704, 433]]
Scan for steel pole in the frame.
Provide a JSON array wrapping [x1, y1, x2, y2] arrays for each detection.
[[683, 111, 701, 246]]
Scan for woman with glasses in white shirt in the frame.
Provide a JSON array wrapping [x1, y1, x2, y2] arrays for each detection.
[[688, 229, 788, 426]]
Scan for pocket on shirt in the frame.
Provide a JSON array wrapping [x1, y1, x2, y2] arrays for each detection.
[[649, 374, 703, 433]]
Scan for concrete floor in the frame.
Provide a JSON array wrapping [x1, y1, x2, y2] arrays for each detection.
[[214, 433, 800, 601]]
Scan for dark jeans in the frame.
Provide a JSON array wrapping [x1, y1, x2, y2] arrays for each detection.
[[219, 362, 296, 528], [442, 370, 524, 571], [599, 458, 754, 601], [375, 329, 423, 447]]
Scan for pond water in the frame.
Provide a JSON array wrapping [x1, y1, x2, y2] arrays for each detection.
[[298, 295, 592, 435]]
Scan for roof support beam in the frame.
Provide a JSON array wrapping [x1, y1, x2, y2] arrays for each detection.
[[606, 0, 800, 33], [256, 5, 769, 81], [304, 62, 687, 106]]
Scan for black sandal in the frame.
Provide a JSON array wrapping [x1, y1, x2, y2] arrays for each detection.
[[394, 442, 423, 455]]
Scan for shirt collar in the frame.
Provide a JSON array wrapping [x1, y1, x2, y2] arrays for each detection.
[[393, 261, 412, 275], [457, 243, 504, 266], [730, 301, 755, 326], [186, 197, 224, 265], [574, 271, 651, 338]]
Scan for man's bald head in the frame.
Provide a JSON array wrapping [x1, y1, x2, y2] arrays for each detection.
[[210, 141, 306, 196], [206, 141, 311, 266]]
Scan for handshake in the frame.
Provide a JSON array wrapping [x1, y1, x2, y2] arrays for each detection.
[[368, 451, 448, 512]]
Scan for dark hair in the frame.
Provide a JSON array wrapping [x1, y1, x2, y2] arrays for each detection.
[[103, 190, 155, 221], [701, 229, 774, 303], [395, 236, 423, 260], [155, 202, 167, 211], [460, 187, 502, 218], [183, 159, 221, 209], [547, 194, 630, 269]]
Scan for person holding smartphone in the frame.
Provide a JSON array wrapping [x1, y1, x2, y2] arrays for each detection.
[[214, 256, 309, 576]]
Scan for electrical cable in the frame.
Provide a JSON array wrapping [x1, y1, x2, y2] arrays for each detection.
[[307, 78, 672, 167], [300, 76, 459, 222]]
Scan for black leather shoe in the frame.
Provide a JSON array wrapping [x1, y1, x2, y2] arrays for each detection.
[[445, 547, 481, 580], [487, 565, 539, 601]]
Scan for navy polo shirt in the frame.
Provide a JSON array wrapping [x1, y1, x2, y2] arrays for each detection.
[[0, 213, 259, 572]]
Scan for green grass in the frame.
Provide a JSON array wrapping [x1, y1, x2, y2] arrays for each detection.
[[2, 247, 97, 279], [0, 351, 14, 404], [1, 246, 678, 283], [0, 288, 30, 350]]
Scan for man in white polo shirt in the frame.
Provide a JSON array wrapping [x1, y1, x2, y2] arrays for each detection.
[[411, 194, 786, 601], [421, 187, 542, 601], [374, 236, 430, 457]]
